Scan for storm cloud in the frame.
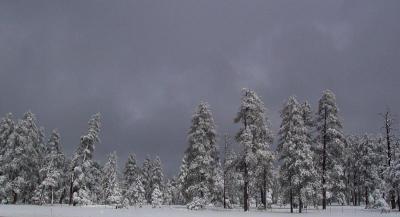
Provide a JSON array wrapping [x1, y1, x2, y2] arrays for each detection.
[[0, 0, 399, 175]]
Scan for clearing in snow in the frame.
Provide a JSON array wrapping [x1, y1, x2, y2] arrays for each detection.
[[0, 205, 398, 217]]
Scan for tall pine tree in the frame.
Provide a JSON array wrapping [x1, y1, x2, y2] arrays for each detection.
[[102, 152, 122, 206], [234, 88, 274, 211], [277, 96, 316, 213], [122, 153, 141, 205], [314, 90, 345, 209], [33, 130, 66, 205], [179, 101, 218, 209], [70, 113, 101, 205]]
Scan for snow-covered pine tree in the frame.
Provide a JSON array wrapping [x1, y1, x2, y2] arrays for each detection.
[[70, 113, 101, 205], [301, 101, 320, 208], [151, 156, 164, 194], [234, 88, 274, 211], [270, 169, 282, 206], [342, 136, 353, 206], [142, 155, 154, 204], [91, 161, 104, 204], [33, 130, 66, 205], [171, 176, 185, 205], [355, 135, 382, 208], [212, 163, 224, 205], [277, 96, 316, 213], [163, 179, 173, 205], [371, 135, 388, 204], [314, 90, 345, 209], [130, 175, 146, 207], [122, 153, 140, 205], [177, 156, 189, 203], [102, 152, 122, 206], [387, 156, 400, 211], [223, 142, 243, 208], [221, 134, 243, 208], [0, 113, 15, 202], [151, 184, 163, 208], [222, 134, 231, 209], [344, 135, 363, 206], [301, 101, 314, 149], [1, 112, 44, 203], [0, 113, 14, 158], [180, 101, 219, 209]]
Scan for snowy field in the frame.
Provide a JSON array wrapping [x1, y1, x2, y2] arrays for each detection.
[[0, 205, 398, 217]]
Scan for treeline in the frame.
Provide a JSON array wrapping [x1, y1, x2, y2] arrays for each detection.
[[0, 89, 399, 213]]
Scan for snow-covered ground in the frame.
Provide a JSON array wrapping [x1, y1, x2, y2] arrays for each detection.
[[0, 205, 398, 217]]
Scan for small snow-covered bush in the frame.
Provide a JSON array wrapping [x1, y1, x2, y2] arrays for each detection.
[[249, 197, 257, 208], [116, 198, 129, 209], [187, 197, 206, 210], [370, 189, 389, 212], [224, 198, 233, 209], [373, 198, 390, 213]]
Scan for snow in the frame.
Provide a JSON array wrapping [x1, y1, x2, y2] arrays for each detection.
[[0, 205, 398, 217]]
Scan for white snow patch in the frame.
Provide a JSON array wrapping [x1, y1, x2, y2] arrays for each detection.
[[0, 205, 398, 217]]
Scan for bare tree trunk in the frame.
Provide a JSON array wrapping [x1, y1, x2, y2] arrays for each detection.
[[262, 169, 267, 209], [69, 179, 73, 205], [51, 186, 54, 205], [353, 172, 357, 206], [223, 179, 226, 208], [322, 107, 327, 210], [290, 189, 293, 213], [244, 163, 249, 212], [391, 193, 396, 209], [12, 191, 17, 204], [397, 190, 400, 211], [59, 188, 66, 204], [223, 134, 228, 209], [243, 105, 249, 212], [299, 193, 303, 213], [385, 111, 391, 167], [260, 188, 264, 208], [365, 187, 369, 207], [383, 111, 396, 210]]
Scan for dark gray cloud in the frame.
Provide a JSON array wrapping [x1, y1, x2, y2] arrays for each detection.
[[0, 0, 399, 175]]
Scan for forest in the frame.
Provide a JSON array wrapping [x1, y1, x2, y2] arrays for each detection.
[[0, 88, 399, 213]]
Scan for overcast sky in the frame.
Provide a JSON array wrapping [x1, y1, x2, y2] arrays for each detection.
[[0, 0, 399, 175]]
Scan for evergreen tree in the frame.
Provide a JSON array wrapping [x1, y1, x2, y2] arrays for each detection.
[[357, 135, 382, 208], [33, 130, 66, 205], [163, 179, 173, 205], [102, 152, 122, 206], [130, 175, 146, 207], [177, 156, 189, 203], [301, 101, 320, 207], [234, 88, 274, 211], [277, 96, 316, 213], [0, 113, 15, 202], [142, 155, 153, 203], [91, 161, 104, 204], [122, 153, 140, 204], [152, 156, 164, 193], [179, 102, 218, 208], [151, 184, 163, 208], [314, 90, 345, 209], [1, 112, 44, 203], [222, 138, 242, 208], [387, 157, 400, 211], [71, 113, 101, 205], [0, 113, 14, 157]]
